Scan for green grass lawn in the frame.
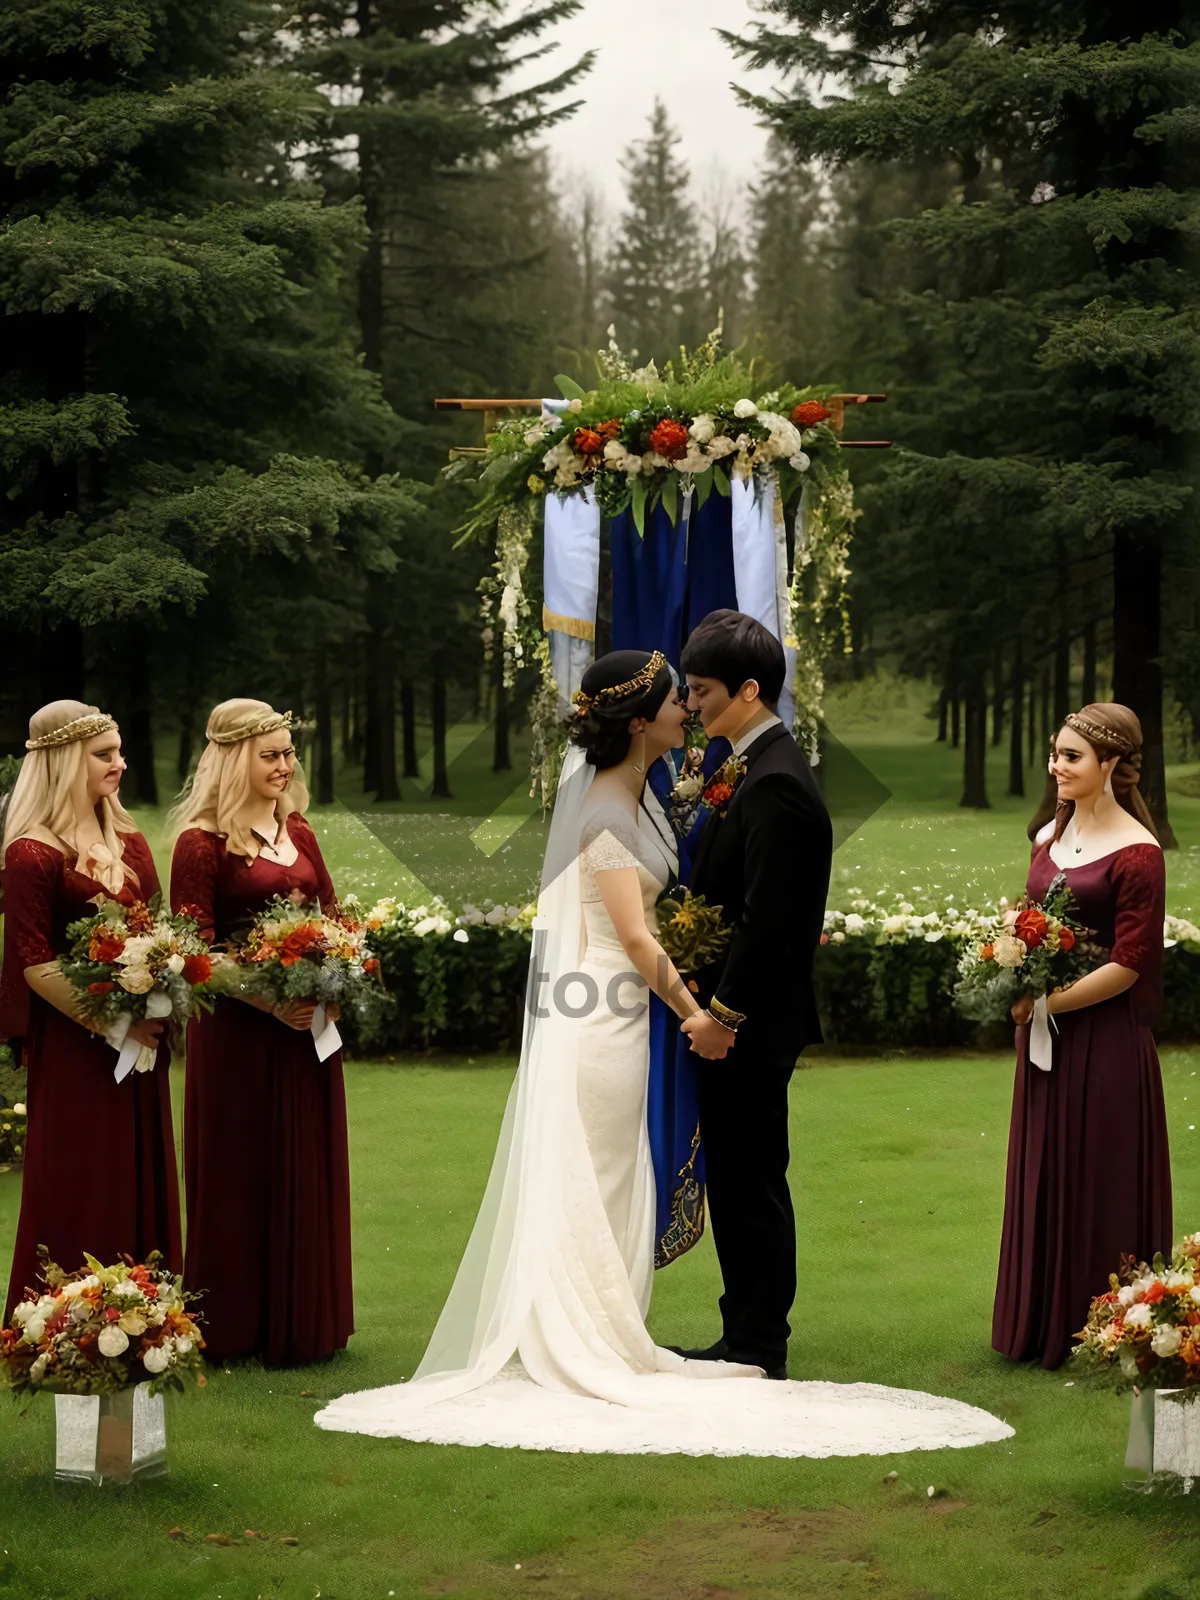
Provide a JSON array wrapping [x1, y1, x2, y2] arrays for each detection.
[[128, 679, 1200, 920], [2, 1048, 1199, 1599]]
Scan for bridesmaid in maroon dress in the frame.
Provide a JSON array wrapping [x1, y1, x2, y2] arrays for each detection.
[[993, 703, 1171, 1369], [1, 701, 180, 1319], [169, 698, 353, 1366]]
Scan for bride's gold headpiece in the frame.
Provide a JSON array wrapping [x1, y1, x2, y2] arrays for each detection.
[[209, 709, 295, 746], [571, 651, 669, 719], [26, 712, 117, 751], [1063, 711, 1136, 756]]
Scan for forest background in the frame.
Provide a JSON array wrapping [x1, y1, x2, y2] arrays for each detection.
[[2, 0, 1198, 850]]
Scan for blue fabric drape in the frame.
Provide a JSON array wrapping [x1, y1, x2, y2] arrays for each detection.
[[609, 491, 735, 670], [610, 489, 739, 1268]]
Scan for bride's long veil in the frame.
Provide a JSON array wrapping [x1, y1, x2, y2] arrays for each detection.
[[409, 742, 595, 1394]]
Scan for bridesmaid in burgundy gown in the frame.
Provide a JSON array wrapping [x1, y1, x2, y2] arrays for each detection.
[[169, 698, 353, 1366], [993, 703, 1171, 1369], [2, 701, 180, 1320]]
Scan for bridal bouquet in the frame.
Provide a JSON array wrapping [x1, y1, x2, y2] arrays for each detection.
[[1070, 1234, 1200, 1393], [952, 873, 1101, 1026], [215, 896, 383, 1059], [1, 1251, 205, 1397], [61, 898, 215, 1080], [656, 889, 732, 976]]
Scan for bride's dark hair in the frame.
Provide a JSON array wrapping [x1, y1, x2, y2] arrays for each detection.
[[567, 650, 675, 770]]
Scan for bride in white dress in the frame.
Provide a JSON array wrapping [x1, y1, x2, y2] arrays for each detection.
[[316, 650, 1013, 1456]]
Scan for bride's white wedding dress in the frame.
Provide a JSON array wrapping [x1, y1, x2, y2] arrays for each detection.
[[315, 746, 1013, 1456]]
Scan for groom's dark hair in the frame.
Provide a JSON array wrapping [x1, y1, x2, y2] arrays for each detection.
[[681, 610, 786, 709]]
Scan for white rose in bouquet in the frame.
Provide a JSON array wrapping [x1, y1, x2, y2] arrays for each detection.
[[789, 452, 811, 472], [118, 1310, 148, 1337], [689, 414, 716, 444], [706, 435, 738, 459], [110, 1278, 140, 1298], [733, 398, 758, 419], [142, 1341, 172, 1374], [117, 966, 155, 994], [175, 1336, 193, 1355], [992, 934, 1027, 967], [166, 953, 186, 974], [22, 1316, 46, 1344], [1118, 1284, 1138, 1306], [1151, 1326, 1183, 1358], [97, 1324, 130, 1358], [1124, 1303, 1153, 1328], [1190, 1285, 1200, 1304]]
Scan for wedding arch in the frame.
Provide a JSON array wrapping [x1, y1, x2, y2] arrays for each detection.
[[439, 334, 888, 800]]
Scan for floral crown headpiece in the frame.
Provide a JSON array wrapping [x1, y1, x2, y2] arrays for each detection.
[[1063, 711, 1137, 758], [26, 712, 117, 751], [571, 651, 669, 720], [209, 709, 295, 746]]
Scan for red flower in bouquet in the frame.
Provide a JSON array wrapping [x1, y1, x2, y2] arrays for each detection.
[[1014, 907, 1048, 948], [791, 401, 830, 428], [649, 418, 689, 460], [280, 923, 324, 967], [1058, 926, 1076, 952], [88, 981, 115, 994], [89, 932, 125, 963], [980, 942, 995, 961], [572, 427, 603, 457], [596, 418, 622, 441], [181, 953, 213, 986]]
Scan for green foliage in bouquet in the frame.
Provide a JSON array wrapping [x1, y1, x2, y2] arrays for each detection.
[[656, 890, 732, 977], [214, 895, 388, 1033], [953, 873, 1102, 1025], [60, 894, 216, 1032], [1, 1251, 205, 1398]]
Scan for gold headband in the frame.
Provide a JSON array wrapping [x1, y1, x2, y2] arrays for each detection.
[[26, 713, 117, 751], [571, 651, 669, 718], [1064, 711, 1136, 757], [209, 710, 295, 746]]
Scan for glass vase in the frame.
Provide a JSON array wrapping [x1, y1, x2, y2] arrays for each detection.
[[54, 1383, 168, 1485]]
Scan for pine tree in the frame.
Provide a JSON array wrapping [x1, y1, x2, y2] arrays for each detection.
[[290, 1, 590, 799], [732, 5, 1200, 836], [0, 0, 419, 788], [605, 100, 705, 365]]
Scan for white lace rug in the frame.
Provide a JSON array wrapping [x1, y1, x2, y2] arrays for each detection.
[[315, 1365, 1014, 1457]]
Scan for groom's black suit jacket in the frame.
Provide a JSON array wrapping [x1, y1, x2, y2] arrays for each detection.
[[689, 722, 833, 1063]]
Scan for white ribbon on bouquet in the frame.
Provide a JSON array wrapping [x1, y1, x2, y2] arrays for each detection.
[[1028, 994, 1058, 1072], [108, 990, 173, 1083], [311, 1002, 342, 1062]]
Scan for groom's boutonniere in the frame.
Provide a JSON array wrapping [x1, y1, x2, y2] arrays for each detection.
[[701, 754, 747, 819]]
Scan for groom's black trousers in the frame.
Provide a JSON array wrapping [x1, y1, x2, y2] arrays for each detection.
[[694, 1047, 796, 1370]]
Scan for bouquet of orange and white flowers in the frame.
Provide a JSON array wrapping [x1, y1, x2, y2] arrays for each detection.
[[215, 895, 383, 1058], [61, 897, 215, 1080], [1, 1251, 205, 1397], [952, 872, 1101, 1028], [1071, 1234, 1200, 1393]]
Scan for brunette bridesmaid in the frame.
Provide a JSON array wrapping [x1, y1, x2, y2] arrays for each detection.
[[169, 699, 353, 1366], [993, 703, 1172, 1369], [1, 702, 181, 1318]]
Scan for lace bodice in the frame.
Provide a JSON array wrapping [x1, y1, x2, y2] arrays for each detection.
[[577, 799, 676, 963]]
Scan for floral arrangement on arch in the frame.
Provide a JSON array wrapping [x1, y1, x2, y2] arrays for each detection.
[[1071, 1234, 1200, 1392], [457, 328, 859, 798], [1, 1251, 205, 1397]]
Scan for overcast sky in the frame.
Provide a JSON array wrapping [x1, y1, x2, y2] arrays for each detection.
[[521, 0, 781, 211]]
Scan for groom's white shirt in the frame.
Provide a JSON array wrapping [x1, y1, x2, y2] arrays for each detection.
[[730, 713, 782, 760]]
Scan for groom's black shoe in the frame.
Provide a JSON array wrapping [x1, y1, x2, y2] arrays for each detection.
[[668, 1339, 788, 1381]]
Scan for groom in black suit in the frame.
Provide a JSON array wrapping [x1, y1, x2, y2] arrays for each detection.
[[674, 609, 832, 1379]]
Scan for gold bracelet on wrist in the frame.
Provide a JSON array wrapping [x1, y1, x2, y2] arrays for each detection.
[[707, 997, 746, 1031]]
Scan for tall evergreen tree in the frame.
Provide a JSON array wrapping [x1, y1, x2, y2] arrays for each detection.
[[290, 1, 590, 799], [733, 5, 1200, 837], [605, 99, 705, 364], [0, 0, 418, 788]]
